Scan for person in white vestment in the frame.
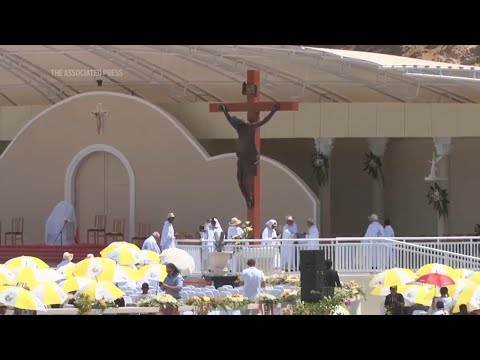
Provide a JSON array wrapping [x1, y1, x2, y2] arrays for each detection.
[[142, 232, 161, 254], [304, 218, 320, 250], [227, 217, 244, 239], [203, 218, 223, 268], [45, 201, 78, 245], [383, 219, 396, 267], [262, 219, 281, 271], [281, 215, 298, 272], [364, 214, 385, 270], [160, 213, 176, 251]]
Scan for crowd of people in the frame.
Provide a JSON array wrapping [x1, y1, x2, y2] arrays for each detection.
[[384, 285, 478, 315]]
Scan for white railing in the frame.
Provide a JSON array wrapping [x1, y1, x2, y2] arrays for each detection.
[[177, 237, 480, 275]]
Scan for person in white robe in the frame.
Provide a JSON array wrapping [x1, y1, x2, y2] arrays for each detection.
[[227, 217, 244, 239], [262, 219, 281, 271], [203, 218, 223, 268], [281, 215, 298, 272], [364, 214, 385, 270], [142, 232, 161, 254], [45, 201, 78, 245], [304, 218, 320, 250], [383, 219, 396, 267], [160, 213, 176, 251]]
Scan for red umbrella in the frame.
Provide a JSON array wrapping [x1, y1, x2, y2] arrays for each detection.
[[416, 273, 455, 287]]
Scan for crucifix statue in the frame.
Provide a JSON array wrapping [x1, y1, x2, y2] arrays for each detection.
[[210, 69, 298, 238], [91, 103, 108, 135]]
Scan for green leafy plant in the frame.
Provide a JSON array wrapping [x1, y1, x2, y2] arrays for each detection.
[[426, 182, 449, 218], [363, 151, 384, 183], [312, 152, 329, 187]]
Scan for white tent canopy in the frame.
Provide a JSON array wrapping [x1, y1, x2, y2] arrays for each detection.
[[45, 201, 77, 245]]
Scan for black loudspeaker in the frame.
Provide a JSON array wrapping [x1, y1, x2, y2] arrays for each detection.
[[300, 250, 326, 303]]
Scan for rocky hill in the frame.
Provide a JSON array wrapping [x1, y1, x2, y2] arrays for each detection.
[[322, 45, 480, 66]]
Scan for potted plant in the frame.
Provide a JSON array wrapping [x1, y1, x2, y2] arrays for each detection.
[[207, 232, 233, 275]]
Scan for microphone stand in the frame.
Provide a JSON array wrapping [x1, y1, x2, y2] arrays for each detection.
[[54, 220, 69, 246]]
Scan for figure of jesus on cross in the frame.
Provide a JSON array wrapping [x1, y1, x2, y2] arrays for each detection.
[[210, 69, 298, 238], [91, 103, 108, 135]]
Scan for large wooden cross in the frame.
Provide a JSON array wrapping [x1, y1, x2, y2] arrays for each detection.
[[210, 69, 298, 239]]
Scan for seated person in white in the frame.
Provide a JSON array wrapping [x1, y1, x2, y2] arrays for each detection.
[[428, 287, 453, 314], [431, 301, 449, 315]]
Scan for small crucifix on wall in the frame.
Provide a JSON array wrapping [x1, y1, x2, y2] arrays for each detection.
[[91, 103, 108, 135]]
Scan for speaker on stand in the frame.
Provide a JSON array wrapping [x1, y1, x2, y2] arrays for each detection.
[[299, 249, 326, 303]]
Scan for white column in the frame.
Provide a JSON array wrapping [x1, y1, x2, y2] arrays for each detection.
[[314, 137, 334, 237], [433, 137, 452, 236], [367, 138, 388, 220]]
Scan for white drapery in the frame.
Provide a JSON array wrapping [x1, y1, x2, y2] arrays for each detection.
[[45, 201, 77, 245]]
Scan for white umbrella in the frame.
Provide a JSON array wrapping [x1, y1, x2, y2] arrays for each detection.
[[0, 286, 47, 311], [160, 248, 195, 276]]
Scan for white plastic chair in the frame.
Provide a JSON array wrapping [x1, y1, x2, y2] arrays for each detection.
[[230, 289, 240, 295], [203, 290, 214, 297], [220, 285, 233, 290], [219, 291, 231, 297], [210, 289, 220, 298]]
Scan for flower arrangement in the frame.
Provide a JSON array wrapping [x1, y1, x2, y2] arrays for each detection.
[[239, 221, 253, 240], [265, 274, 300, 286], [213, 232, 226, 252], [75, 294, 117, 315], [280, 289, 300, 303], [335, 281, 367, 305], [137, 294, 178, 309], [224, 294, 250, 309], [312, 151, 330, 187], [185, 296, 212, 315], [256, 293, 278, 305], [426, 182, 449, 218], [283, 296, 343, 315], [363, 151, 384, 183]]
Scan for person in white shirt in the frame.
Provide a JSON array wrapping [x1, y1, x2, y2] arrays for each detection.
[[429, 287, 454, 314], [227, 217, 244, 239], [160, 213, 176, 251], [142, 232, 161, 254], [240, 259, 266, 301], [262, 219, 280, 271], [383, 219, 396, 267], [304, 218, 320, 250], [281, 215, 298, 271], [431, 301, 449, 315], [364, 214, 385, 270]]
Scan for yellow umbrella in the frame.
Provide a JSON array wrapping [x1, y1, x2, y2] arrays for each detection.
[[452, 269, 475, 279], [60, 277, 96, 293], [397, 285, 435, 306], [73, 257, 116, 278], [0, 266, 15, 286], [446, 278, 475, 298], [4, 256, 49, 270], [452, 285, 480, 313], [137, 264, 167, 283], [416, 263, 455, 277], [30, 282, 68, 305], [100, 242, 141, 265], [369, 268, 417, 288], [13, 267, 63, 286], [467, 272, 480, 284], [97, 265, 139, 282], [137, 250, 160, 265], [76, 280, 124, 301], [56, 262, 75, 278], [0, 285, 46, 311]]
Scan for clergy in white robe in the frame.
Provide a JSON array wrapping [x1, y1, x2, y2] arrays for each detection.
[[142, 232, 161, 254], [160, 213, 176, 251], [203, 218, 223, 268], [364, 214, 385, 270], [281, 215, 298, 271], [304, 218, 320, 250], [262, 219, 281, 270]]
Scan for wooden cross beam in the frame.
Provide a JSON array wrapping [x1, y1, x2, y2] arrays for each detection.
[[210, 69, 299, 239]]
